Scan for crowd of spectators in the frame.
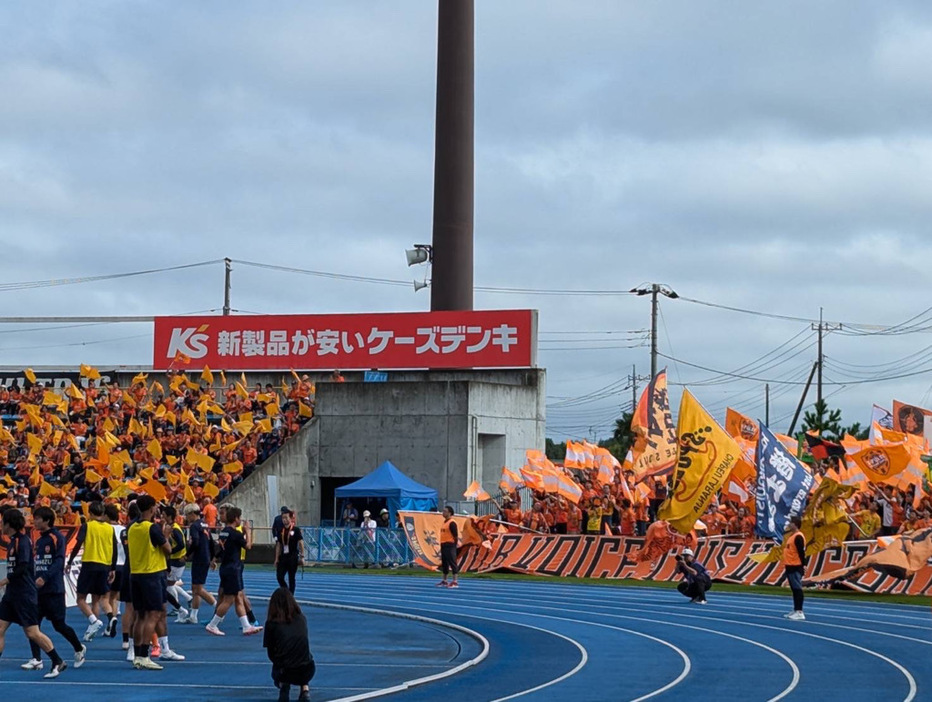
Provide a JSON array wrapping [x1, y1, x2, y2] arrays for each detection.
[[0, 367, 317, 525], [494, 461, 932, 542]]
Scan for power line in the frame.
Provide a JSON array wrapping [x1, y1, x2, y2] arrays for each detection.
[[0, 260, 223, 292]]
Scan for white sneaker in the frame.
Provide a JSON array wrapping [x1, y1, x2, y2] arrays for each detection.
[[787, 611, 806, 621], [122, 641, 130, 650], [43, 661, 68, 679], [74, 645, 87, 668], [175, 608, 189, 624], [160, 649, 186, 661], [205, 624, 225, 636], [186, 613, 198, 624], [21, 658, 43, 671], [242, 625, 263, 636], [127, 647, 135, 662], [696, 599, 709, 605], [83, 619, 104, 641], [133, 657, 164, 670]]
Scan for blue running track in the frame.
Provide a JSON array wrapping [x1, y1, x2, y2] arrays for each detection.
[[0, 569, 929, 701]]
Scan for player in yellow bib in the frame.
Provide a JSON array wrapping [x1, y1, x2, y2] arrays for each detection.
[[127, 495, 172, 670], [66, 502, 117, 641]]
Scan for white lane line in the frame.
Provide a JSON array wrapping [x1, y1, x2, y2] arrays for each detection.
[[306, 585, 796, 702], [298, 590, 690, 702], [257, 598, 489, 702]]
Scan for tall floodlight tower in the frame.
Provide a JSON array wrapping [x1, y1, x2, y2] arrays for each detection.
[[430, 0, 474, 312]]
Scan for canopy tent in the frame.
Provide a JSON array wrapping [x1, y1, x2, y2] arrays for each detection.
[[334, 461, 438, 527]]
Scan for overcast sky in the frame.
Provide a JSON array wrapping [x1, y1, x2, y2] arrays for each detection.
[[3, 1, 932, 441]]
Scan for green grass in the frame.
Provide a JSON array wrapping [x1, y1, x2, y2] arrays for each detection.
[[248, 563, 932, 607]]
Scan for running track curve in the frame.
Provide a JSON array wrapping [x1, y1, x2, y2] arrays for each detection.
[[247, 571, 931, 702]]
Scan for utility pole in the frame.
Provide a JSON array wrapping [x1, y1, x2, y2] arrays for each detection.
[[631, 283, 678, 379], [628, 364, 650, 412], [223, 258, 232, 316], [788, 361, 819, 436], [765, 383, 770, 426], [811, 307, 841, 413]]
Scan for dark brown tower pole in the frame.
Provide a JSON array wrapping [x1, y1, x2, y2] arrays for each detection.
[[430, 0, 474, 312]]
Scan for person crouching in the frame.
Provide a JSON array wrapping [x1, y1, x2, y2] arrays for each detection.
[[675, 548, 711, 604], [264, 587, 315, 702]]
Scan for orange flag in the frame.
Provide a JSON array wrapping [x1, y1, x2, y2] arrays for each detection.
[[463, 480, 491, 501], [630, 370, 678, 480], [725, 408, 759, 442], [851, 444, 912, 484], [141, 479, 167, 502]]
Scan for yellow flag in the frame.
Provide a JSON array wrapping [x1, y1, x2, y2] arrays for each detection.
[[63, 452, 72, 468], [66, 384, 85, 401], [85, 468, 103, 483], [167, 455, 180, 467], [80, 364, 101, 380], [219, 370, 227, 387], [170, 375, 185, 392], [185, 377, 200, 392], [24, 368, 37, 384], [147, 439, 163, 460], [235, 382, 249, 400], [298, 402, 312, 418], [658, 389, 741, 534], [266, 403, 280, 417], [233, 419, 253, 435], [2, 474, 14, 487], [184, 485, 197, 503], [42, 390, 60, 406], [102, 417, 116, 433], [851, 444, 912, 484], [121, 391, 137, 408], [165, 471, 181, 486], [201, 365, 214, 385], [221, 417, 232, 433], [223, 460, 243, 474], [29, 466, 40, 486], [196, 452, 215, 472], [108, 458, 124, 480], [139, 467, 155, 481], [257, 417, 272, 433], [26, 433, 43, 455], [185, 447, 201, 466], [150, 381, 164, 396], [164, 411, 176, 427], [103, 430, 120, 448], [132, 372, 148, 386], [39, 481, 59, 497], [631, 370, 678, 480], [0, 425, 13, 442], [203, 482, 220, 498]]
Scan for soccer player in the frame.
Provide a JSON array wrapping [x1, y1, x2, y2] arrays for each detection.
[[437, 506, 459, 589], [161, 505, 190, 624], [205, 507, 262, 636], [0, 508, 68, 678], [67, 501, 118, 641], [127, 495, 172, 669], [218, 503, 260, 628], [121, 501, 139, 658], [184, 503, 216, 624], [104, 503, 125, 637], [22, 506, 87, 672]]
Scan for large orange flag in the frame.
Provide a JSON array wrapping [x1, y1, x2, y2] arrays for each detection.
[[630, 370, 677, 480], [850, 444, 911, 484]]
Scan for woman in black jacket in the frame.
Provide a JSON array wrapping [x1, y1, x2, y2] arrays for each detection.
[[263, 587, 315, 701]]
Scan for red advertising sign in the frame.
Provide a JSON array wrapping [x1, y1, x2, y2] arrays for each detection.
[[153, 310, 537, 371]]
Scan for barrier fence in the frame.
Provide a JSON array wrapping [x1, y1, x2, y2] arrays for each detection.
[[300, 527, 412, 567]]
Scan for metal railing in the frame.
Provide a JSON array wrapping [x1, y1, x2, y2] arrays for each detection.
[[300, 527, 412, 566]]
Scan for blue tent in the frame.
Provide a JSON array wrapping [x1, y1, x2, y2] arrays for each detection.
[[334, 461, 438, 526]]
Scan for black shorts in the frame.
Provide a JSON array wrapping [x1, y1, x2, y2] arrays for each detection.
[[37, 592, 67, 622], [109, 569, 124, 593], [440, 543, 458, 575], [119, 568, 133, 603], [131, 573, 166, 613], [191, 561, 210, 586], [219, 566, 242, 595], [76, 563, 111, 596], [0, 594, 39, 627]]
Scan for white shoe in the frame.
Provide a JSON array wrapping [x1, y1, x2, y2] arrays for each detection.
[[787, 611, 806, 621], [160, 649, 186, 661], [83, 619, 104, 641], [122, 641, 130, 650], [175, 608, 189, 624], [205, 624, 225, 636], [133, 657, 164, 670], [127, 646, 135, 662], [186, 613, 198, 624], [74, 645, 87, 668], [21, 658, 43, 671], [242, 625, 263, 636], [696, 599, 708, 605], [43, 662, 68, 679]]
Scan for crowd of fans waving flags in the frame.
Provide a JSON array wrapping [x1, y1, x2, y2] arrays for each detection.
[[465, 369, 932, 569], [0, 360, 317, 522]]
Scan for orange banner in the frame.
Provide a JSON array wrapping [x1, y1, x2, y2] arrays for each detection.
[[399, 511, 491, 570], [630, 370, 677, 480], [399, 515, 932, 595]]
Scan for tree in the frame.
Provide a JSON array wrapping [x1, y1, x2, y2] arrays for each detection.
[[545, 438, 566, 461], [839, 422, 869, 441], [801, 399, 843, 440], [608, 411, 636, 460]]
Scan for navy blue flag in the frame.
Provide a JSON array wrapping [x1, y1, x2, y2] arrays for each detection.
[[755, 423, 814, 542]]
